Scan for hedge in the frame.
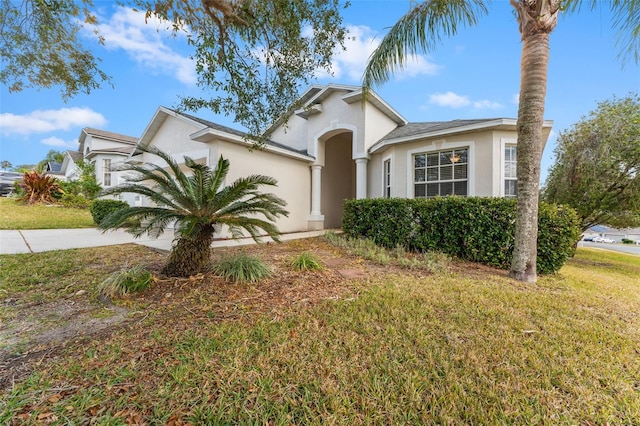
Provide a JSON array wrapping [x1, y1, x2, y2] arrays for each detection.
[[342, 197, 581, 274], [90, 199, 129, 225]]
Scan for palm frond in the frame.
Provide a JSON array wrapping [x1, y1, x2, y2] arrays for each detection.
[[98, 206, 184, 238], [362, 0, 489, 91], [99, 147, 288, 248], [558, 0, 639, 65], [610, 0, 640, 64]]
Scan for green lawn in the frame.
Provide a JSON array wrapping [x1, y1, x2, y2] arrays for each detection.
[[0, 197, 94, 229], [1, 242, 639, 424]]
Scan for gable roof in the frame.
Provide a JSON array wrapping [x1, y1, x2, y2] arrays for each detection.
[[67, 150, 83, 162], [45, 162, 62, 173], [134, 107, 312, 161], [80, 128, 138, 146], [265, 84, 407, 135]]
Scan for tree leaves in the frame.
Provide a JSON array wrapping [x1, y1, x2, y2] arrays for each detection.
[[542, 93, 640, 230]]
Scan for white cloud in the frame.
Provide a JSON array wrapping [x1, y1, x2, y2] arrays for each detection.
[[41, 137, 78, 148], [322, 25, 440, 82], [429, 91, 471, 108], [93, 7, 196, 85], [429, 91, 503, 110], [0, 108, 107, 136], [512, 93, 520, 104], [473, 99, 503, 109]]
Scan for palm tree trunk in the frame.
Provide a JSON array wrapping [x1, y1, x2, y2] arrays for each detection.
[[162, 230, 215, 277], [509, 31, 550, 283]]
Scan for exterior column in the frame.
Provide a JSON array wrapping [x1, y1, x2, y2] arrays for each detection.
[[308, 164, 324, 230], [355, 158, 368, 199], [310, 164, 322, 216]]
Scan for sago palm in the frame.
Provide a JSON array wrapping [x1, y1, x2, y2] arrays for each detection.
[[99, 145, 288, 277], [362, 0, 639, 283]]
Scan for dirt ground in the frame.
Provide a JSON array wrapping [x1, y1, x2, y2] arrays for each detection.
[[0, 238, 400, 391]]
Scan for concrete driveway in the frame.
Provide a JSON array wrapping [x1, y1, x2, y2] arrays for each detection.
[[0, 228, 175, 255]]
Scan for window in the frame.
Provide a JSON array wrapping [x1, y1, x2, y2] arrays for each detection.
[[383, 159, 391, 198], [103, 159, 112, 186], [414, 148, 468, 197], [504, 145, 517, 198]]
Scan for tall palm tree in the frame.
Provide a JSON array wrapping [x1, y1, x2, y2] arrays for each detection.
[[362, 0, 639, 283], [99, 145, 289, 277]]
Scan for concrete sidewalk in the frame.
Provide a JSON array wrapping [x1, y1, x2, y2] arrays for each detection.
[[0, 228, 329, 255]]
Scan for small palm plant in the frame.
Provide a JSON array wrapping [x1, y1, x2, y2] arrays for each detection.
[[98, 146, 289, 277]]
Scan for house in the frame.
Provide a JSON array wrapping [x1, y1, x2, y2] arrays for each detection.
[[60, 128, 138, 192], [42, 161, 64, 180], [78, 128, 138, 189], [130, 84, 553, 234], [59, 150, 84, 181]]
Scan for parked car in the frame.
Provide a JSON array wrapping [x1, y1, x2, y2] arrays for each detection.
[[583, 236, 596, 242], [593, 236, 615, 243], [0, 171, 22, 196]]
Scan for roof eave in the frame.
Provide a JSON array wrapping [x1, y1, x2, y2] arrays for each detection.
[[369, 119, 553, 154], [190, 128, 314, 162]]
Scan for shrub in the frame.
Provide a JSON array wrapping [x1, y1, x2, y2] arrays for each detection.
[[60, 193, 91, 209], [342, 197, 581, 274], [291, 252, 323, 271], [19, 171, 62, 204], [212, 252, 272, 282], [90, 199, 129, 224], [99, 265, 154, 298]]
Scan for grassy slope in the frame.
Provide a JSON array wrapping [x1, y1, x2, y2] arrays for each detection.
[[0, 198, 94, 230], [1, 245, 639, 424]]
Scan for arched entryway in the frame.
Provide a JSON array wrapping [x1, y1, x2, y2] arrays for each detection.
[[321, 132, 355, 229]]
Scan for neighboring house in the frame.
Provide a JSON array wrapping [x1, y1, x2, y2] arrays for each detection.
[[59, 128, 138, 198], [78, 128, 138, 191], [583, 226, 640, 243], [43, 161, 64, 180], [60, 150, 84, 181], [129, 83, 553, 234]]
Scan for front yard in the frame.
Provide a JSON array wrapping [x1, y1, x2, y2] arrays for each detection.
[[1, 238, 639, 424], [0, 198, 94, 230]]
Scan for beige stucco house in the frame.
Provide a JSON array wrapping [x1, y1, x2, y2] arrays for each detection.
[[129, 83, 553, 233]]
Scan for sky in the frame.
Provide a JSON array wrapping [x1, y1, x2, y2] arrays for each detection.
[[1, 0, 638, 183]]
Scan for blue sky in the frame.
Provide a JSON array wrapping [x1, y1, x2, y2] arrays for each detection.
[[1, 0, 638, 182]]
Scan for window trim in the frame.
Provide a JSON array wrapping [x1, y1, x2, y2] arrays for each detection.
[[406, 140, 475, 198], [103, 158, 112, 187], [382, 156, 392, 198], [500, 138, 517, 197]]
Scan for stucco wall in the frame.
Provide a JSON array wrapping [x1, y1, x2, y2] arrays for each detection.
[[270, 115, 308, 152], [92, 153, 129, 188], [144, 116, 210, 164], [216, 141, 312, 234], [369, 130, 503, 199]]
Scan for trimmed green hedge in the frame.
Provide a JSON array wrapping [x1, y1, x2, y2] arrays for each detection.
[[342, 197, 581, 274], [90, 199, 129, 225]]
